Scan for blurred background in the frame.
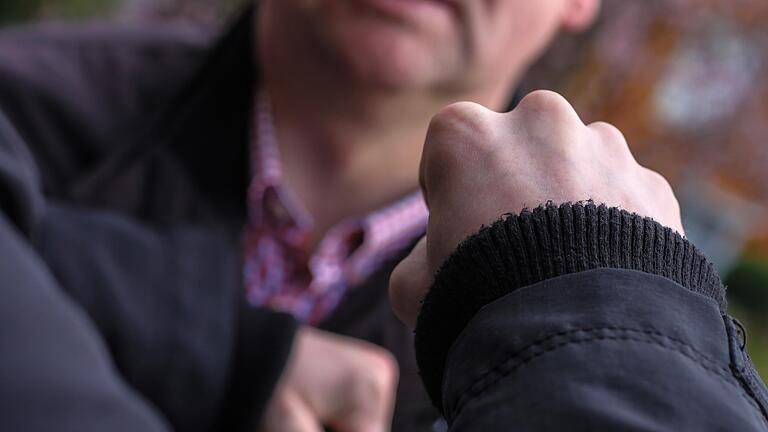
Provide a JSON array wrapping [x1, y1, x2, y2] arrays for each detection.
[[1, 0, 766, 374]]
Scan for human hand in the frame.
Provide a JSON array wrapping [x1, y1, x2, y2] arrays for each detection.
[[390, 90, 683, 327], [260, 327, 398, 432]]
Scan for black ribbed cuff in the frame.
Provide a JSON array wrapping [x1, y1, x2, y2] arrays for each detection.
[[415, 202, 725, 413]]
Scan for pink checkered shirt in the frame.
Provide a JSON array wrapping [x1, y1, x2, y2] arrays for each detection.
[[243, 92, 429, 325]]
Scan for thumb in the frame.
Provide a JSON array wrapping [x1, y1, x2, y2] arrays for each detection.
[[330, 400, 392, 432], [390, 236, 432, 329]]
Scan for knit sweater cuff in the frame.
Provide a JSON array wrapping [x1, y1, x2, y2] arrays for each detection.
[[414, 202, 725, 413]]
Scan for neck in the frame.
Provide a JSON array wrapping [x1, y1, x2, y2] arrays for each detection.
[[256, 6, 515, 241]]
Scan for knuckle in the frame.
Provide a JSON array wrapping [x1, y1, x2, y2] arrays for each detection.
[[424, 102, 498, 186], [512, 91, 585, 157], [516, 90, 580, 123], [432, 101, 489, 127], [350, 348, 398, 402], [589, 121, 633, 157], [427, 101, 496, 152], [369, 347, 398, 387], [641, 168, 683, 231], [369, 346, 398, 380], [376, 349, 399, 387], [590, 121, 625, 144], [646, 168, 672, 191], [644, 168, 678, 202]]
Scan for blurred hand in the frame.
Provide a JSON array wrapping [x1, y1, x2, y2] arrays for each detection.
[[390, 90, 684, 327], [260, 327, 398, 432]]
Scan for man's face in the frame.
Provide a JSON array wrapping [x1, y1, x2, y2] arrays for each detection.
[[273, 0, 583, 93]]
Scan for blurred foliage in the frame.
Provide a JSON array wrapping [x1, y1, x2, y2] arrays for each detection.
[[40, 0, 116, 20], [0, 1, 43, 23], [726, 257, 768, 377], [727, 257, 768, 312], [0, 0, 115, 24]]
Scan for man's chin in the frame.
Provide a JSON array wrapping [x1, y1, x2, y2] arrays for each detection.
[[350, 60, 437, 92], [335, 35, 454, 92]]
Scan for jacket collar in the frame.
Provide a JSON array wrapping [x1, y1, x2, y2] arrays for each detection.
[[68, 6, 260, 223], [163, 6, 259, 218]]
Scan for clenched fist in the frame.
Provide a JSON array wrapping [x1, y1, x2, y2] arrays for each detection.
[[390, 90, 683, 327], [260, 327, 397, 432]]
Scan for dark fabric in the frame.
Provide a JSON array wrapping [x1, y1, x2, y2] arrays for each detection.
[[216, 301, 298, 431], [65, 8, 256, 223], [0, 111, 169, 432], [442, 269, 768, 430], [0, 106, 42, 231], [416, 202, 726, 412], [0, 6, 438, 431], [320, 255, 440, 431], [32, 200, 299, 432], [414, 201, 768, 429], [0, 22, 209, 199], [0, 11, 299, 432], [0, 201, 173, 432]]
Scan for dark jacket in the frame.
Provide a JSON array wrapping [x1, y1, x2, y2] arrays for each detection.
[[0, 6, 437, 432], [416, 203, 768, 430], [1, 6, 767, 432]]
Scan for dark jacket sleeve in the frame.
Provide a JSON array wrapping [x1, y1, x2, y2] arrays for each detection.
[[0, 110, 171, 432], [416, 203, 768, 431], [0, 110, 297, 431], [33, 200, 297, 432]]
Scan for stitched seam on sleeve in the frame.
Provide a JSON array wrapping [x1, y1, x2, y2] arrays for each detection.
[[450, 327, 761, 419]]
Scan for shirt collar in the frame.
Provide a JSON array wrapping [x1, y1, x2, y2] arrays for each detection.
[[249, 90, 428, 268]]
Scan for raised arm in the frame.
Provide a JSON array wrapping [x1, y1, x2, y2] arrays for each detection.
[[390, 91, 768, 431]]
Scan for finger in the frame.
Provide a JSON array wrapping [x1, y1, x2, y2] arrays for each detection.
[[294, 331, 398, 432], [389, 236, 431, 328], [641, 167, 685, 235], [329, 359, 398, 432], [421, 102, 499, 210], [512, 90, 583, 126], [587, 121, 635, 162], [260, 390, 323, 432], [330, 388, 395, 432], [324, 345, 398, 432]]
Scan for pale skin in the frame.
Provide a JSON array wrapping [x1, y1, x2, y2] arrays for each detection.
[[389, 91, 685, 328], [257, 0, 600, 244], [255, 1, 605, 431], [259, 328, 398, 432]]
